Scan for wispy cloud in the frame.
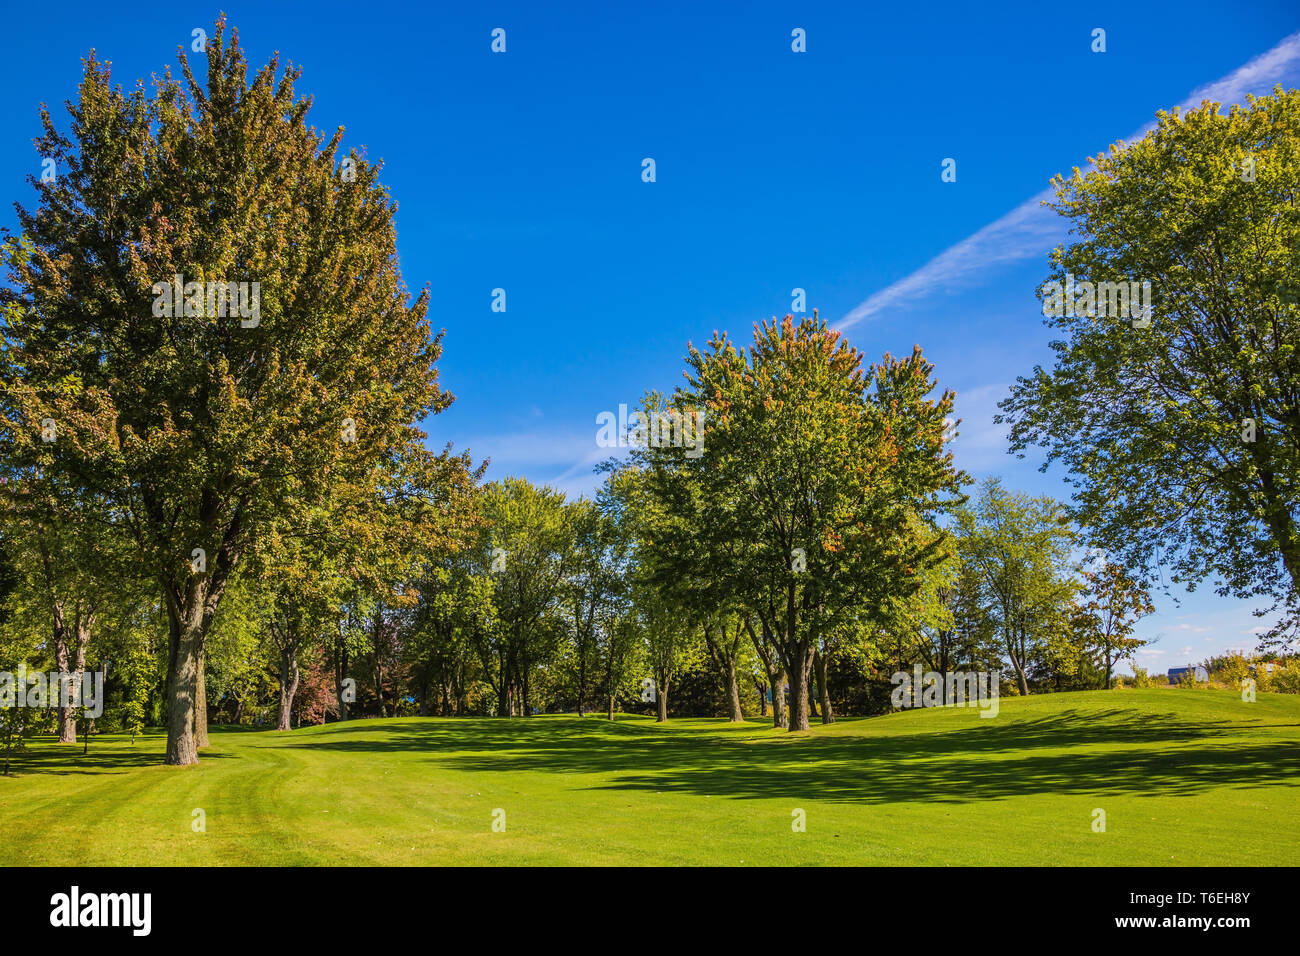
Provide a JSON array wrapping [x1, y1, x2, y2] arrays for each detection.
[[462, 425, 626, 499], [461, 429, 596, 471], [837, 198, 1062, 331], [948, 382, 1014, 472], [545, 445, 627, 499], [836, 31, 1300, 332]]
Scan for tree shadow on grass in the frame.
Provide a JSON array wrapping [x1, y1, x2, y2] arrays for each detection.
[[5, 733, 235, 777], [274, 710, 1300, 805]]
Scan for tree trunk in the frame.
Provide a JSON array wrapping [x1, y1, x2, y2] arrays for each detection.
[[937, 637, 950, 704], [335, 644, 349, 722], [743, 618, 785, 728], [164, 610, 179, 727], [1006, 624, 1030, 696], [71, 615, 90, 733], [277, 646, 300, 731], [656, 678, 669, 722], [498, 649, 510, 717], [1010, 654, 1030, 696], [814, 649, 834, 724], [372, 611, 387, 717], [194, 644, 210, 747], [604, 653, 616, 720], [788, 674, 811, 731], [725, 659, 744, 721], [786, 647, 814, 732], [165, 594, 204, 766], [52, 602, 76, 744], [768, 668, 787, 729], [576, 618, 587, 717]]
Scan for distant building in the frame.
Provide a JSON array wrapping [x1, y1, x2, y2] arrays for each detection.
[[1168, 665, 1208, 684]]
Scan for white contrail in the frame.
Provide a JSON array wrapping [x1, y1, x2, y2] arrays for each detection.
[[836, 30, 1300, 332]]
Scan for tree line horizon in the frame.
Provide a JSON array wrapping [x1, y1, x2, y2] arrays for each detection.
[[2, 20, 1297, 765]]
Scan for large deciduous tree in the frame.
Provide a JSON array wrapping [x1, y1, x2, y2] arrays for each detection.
[[662, 313, 964, 730], [2, 18, 460, 764], [955, 479, 1078, 696], [563, 498, 626, 717], [477, 478, 576, 716], [999, 89, 1300, 648]]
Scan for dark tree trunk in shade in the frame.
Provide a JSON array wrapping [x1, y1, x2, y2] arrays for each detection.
[[605, 653, 616, 720], [725, 660, 745, 721], [744, 617, 791, 729], [335, 644, 349, 722], [497, 647, 510, 717], [814, 649, 834, 724], [768, 668, 787, 729], [788, 678, 809, 731], [786, 647, 815, 732], [372, 611, 387, 717]]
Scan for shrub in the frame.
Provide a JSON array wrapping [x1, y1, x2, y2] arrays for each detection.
[[1273, 664, 1300, 695], [1253, 665, 1275, 693], [1211, 655, 1249, 688]]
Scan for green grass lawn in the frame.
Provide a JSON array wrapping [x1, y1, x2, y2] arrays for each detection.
[[2, 688, 1297, 865]]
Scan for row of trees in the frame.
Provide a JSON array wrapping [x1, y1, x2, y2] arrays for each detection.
[[366, 462, 1164, 726], [3, 22, 1297, 764], [0, 436, 1168, 747]]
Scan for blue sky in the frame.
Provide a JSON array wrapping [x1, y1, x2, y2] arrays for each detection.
[[3, 1, 1299, 669]]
